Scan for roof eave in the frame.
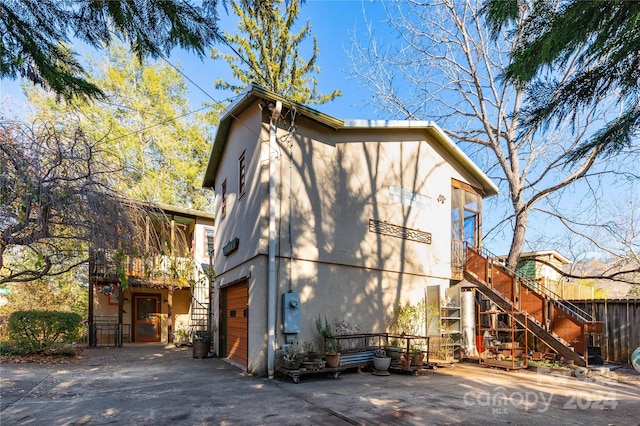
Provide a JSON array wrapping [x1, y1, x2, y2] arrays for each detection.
[[202, 85, 343, 189], [342, 120, 499, 198], [203, 86, 498, 199]]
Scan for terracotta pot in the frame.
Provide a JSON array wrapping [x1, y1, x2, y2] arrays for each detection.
[[411, 352, 424, 366], [324, 352, 341, 368]]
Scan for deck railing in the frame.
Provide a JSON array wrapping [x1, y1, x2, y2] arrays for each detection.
[[91, 251, 196, 281], [466, 244, 597, 324]]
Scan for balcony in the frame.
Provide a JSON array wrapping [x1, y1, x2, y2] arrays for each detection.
[[91, 250, 197, 287]]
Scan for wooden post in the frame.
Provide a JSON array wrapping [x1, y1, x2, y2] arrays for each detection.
[[118, 284, 123, 347], [168, 286, 174, 343], [88, 273, 95, 347]]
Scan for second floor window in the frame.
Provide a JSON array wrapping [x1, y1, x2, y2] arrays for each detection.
[[451, 179, 482, 248], [239, 151, 246, 196], [221, 179, 227, 218]]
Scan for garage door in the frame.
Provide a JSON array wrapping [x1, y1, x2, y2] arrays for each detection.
[[223, 282, 248, 367]]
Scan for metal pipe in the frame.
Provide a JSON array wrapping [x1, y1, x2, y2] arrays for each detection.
[[267, 101, 281, 378], [461, 289, 477, 357], [288, 118, 293, 293]]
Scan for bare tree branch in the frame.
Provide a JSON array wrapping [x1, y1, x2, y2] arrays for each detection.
[[347, 0, 639, 276], [0, 118, 181, 285]]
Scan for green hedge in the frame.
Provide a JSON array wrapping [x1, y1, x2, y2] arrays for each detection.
[[7, 310, 82, 353]]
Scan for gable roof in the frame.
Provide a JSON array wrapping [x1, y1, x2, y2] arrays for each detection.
[[202, 84, 498, 197], [519, 250, 572, 265]]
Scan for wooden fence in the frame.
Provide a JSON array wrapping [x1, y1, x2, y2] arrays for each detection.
[[570, 299, 640, 364]]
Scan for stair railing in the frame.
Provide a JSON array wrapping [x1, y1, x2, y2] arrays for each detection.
[[190, 269, 211, 342], [466, 243, 597, 324]]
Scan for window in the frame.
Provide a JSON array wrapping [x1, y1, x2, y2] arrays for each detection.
[[205, 228, 214, 257], [451, 179, 482, 248], [221, 179, 227, 218], [238, 151, 246, 196]]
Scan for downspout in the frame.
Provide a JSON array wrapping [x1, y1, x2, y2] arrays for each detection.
[[267, 101, 282, 378], [288, 111, 296, 293]]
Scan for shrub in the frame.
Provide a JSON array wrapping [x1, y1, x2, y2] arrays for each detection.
[[8, 310, 82, 353]]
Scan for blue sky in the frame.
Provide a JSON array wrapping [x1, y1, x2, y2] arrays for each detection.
[[170, 0, 387, 119], [1, 1, 384, 119]]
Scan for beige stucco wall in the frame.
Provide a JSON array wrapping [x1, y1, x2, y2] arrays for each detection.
[[214, 105, 264, 274], [212, 100, 488, 376], [93, 287, 191, 343], [278, 123, 453, 277], [193, 217, 215, 265]]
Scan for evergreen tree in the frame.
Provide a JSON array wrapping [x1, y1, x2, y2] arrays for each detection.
[[211, 0, 340, 104], [0, 0, 220, 100], [483, 0, 640, 161]]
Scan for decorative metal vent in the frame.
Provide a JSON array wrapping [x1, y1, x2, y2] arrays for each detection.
[[369, 219, 432, 244]]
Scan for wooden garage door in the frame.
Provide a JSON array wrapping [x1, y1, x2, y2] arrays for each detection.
[[224, 282, 248, 367]]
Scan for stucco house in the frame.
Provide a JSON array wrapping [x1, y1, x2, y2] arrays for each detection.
[[202, 85, 500, 376], [88, 202, 214, 348]]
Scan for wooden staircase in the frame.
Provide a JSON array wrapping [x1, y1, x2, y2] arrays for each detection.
[[464, 245, 603, 367]]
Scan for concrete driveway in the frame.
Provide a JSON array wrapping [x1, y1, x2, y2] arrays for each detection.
[[1, 343, 639, 425]]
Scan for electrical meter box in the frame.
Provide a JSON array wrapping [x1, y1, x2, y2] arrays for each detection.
[[282, 293, 301, 334]]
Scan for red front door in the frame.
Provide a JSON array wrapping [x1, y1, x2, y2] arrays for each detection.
[[134, 295, 160, 342]]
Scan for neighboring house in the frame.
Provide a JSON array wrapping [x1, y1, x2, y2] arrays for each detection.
[[88, 202, 214, 347], [202, 85, 499, 376], [516, 250, 594, 300], [516, 250, 571, 282], [495, 250, 600, 300]]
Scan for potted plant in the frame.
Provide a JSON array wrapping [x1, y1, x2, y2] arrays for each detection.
[[301, 341, 319, 361], [174, 327, 190, 347], [300, 341, 325, 370], [390, 298, 427, 336], [316, 315, 341, 368], [411, 346, 424, 366], [281, 344, 301, 370], [372, 348, 391, 374], [386, 339, 403, 361]]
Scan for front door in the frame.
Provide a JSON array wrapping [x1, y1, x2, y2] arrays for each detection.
[[134, 295, 160, 342]]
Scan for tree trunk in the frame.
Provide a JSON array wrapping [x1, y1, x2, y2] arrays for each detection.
[[507, 206, 528, 270], [167, 286, 174, 343]]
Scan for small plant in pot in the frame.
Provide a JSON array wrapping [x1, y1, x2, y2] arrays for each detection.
[[301, 341, 319, 361], [300, 341, 325, 371], [316, 315, 341, 368], [174, 327, 191, 347], [411, 346, 424, 366], [372, 348, 392, 375], [281, 344, 301, 370]]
